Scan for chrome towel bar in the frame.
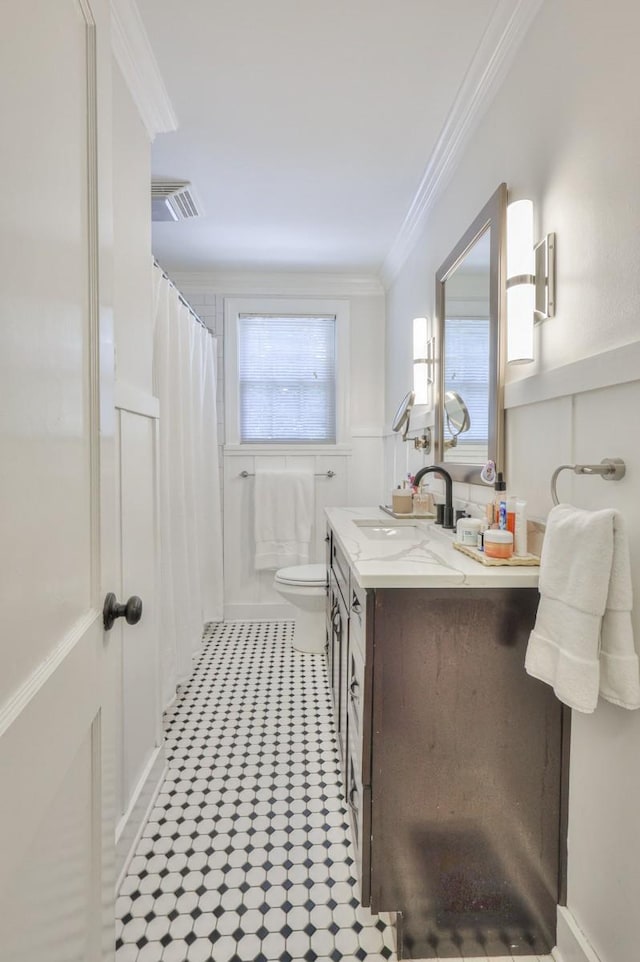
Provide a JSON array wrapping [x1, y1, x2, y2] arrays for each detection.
[[551, 458, 626, 505], [239, 469, 336, 479]]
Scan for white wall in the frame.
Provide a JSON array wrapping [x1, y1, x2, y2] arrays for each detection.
[[383, 2, 640, 960], [112, 63, 164, 878], [170, 273, 386, 619]]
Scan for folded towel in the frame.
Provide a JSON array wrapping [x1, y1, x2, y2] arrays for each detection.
[[525, 503, 640, 713], [254, 468, 314, 571]]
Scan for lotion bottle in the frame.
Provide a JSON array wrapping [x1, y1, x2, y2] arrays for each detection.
[[514, 499, 528, 556]]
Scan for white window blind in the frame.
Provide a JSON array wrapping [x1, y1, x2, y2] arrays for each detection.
[[443, 317, 489, 444], [238, 314, 336, 443]]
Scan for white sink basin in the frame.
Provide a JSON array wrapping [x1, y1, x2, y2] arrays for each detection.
[[354, 520, 423, 542]]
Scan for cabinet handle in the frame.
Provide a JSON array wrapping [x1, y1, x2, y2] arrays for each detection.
[[349, 677, 360, 702], [351, 592, 361, 614], [348, 783, 359, 813]]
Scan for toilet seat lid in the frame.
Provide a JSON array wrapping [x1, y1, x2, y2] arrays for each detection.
[[275, 563, 326, 586]]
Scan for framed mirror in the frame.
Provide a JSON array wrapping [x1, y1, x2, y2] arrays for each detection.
[[434, 183, 507, 482]]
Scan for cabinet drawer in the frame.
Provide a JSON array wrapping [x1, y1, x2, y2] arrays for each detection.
[[325, 523, 332, 568], [331, 538, 350, 606]]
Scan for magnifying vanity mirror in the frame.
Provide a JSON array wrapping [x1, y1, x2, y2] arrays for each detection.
[[391, 390, 415, 440], [434, 183, 507, 482], [443, 390, 471, 448]]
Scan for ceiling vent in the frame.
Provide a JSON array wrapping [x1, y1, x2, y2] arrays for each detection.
[[151, 181, 202, 222]]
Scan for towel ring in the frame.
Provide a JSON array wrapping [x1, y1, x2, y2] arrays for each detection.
[[550, 458, 626, 506]]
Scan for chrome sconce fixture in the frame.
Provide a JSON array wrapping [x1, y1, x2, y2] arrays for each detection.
[[506, 199, 556, 364]]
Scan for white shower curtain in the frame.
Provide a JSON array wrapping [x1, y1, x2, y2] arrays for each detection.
[[152, 264, 223, 709]]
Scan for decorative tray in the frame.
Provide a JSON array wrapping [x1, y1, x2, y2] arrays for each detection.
[[379, 504, 435, 520], [453, 541, 540, 567]]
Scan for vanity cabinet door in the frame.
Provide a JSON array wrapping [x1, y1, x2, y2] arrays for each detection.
[[345, 737, 371, 907], [326, 572, 340, 716], [350, 581, 374, 789], [345, 578, 374, 906], [326, 528, 374, 906], [334, 581, 349, 761]]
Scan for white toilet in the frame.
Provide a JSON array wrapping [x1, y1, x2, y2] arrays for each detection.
[[274, 563, 327, 653]]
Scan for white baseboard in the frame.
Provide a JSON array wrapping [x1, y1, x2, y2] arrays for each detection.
[[115, 744, 167, 890], [223, 602, 296, 622], [555, 906, 602, 962]]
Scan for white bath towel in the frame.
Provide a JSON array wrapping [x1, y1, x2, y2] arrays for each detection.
[[253, 468, 314, 571], [525, 503, 640, 713]]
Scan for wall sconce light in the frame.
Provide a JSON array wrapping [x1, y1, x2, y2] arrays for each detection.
[[412, 316, 434, 405], [506, 199, 556, 364]]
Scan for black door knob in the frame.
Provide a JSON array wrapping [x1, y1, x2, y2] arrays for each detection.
[[103, 592, 143, 631]]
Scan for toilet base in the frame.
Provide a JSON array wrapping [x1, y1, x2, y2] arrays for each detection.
[[291, 607, 325, 654]]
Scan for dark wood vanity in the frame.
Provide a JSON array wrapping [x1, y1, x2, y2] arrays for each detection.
[[326, 521, 569, 960]]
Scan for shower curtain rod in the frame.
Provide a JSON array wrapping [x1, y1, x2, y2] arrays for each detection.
[[153, 258, 211, 333]]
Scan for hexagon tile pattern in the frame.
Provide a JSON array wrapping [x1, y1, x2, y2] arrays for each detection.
[[115, 620, 396, 962]]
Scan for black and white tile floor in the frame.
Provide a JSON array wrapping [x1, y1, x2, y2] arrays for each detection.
[[115, 621, 397, 962]]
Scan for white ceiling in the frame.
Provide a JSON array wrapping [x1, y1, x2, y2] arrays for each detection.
[[136, 0, 500, 274]]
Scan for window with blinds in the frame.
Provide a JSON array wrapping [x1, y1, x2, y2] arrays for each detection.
[[238, 314, 337, 443], [443, 316, 489, 444]]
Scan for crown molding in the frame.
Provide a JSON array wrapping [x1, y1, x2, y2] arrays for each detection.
[[110, 0, 178, 141], [166, 270, 385, 298], [380, 0, 545, 289]]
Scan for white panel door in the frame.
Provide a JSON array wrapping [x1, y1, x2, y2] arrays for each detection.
[[0, 2, 118, 960]]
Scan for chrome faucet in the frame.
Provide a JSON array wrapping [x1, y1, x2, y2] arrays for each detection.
[[413, 465, 455, 529]]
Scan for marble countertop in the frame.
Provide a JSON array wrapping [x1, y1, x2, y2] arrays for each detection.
[[325, 506, 540, 589]]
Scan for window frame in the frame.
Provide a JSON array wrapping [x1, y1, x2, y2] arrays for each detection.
[[224, 296, 350, 450]]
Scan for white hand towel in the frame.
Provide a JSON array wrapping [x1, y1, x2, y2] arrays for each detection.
[[599, 513, 640, 708], [253, 468, 314, 571], [525, 503, 640, 713]]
